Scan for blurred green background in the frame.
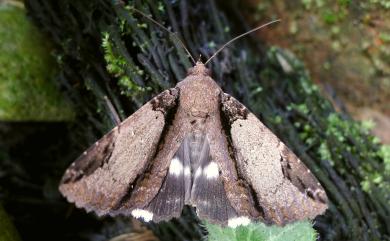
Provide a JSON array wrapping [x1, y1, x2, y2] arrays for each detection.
[[0, 1, 73, 121]]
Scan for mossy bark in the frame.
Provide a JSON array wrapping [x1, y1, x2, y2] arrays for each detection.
[[23, 0, 390, 241]]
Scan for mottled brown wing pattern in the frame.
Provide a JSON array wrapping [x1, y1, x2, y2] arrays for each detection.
[[59, 88, 179, 216], [221, 93, 328, 225], [279, 144, 328, 204]]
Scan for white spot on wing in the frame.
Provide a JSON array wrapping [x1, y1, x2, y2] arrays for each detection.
[[131, 209, 153, 222], [169, 157, 183, 176], [184, 166, 191, 177], [228, 216, 251, 228], [204, 162, 219, 179]]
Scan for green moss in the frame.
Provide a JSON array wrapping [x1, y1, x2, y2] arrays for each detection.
[[380, 145, 390, 171], [102, 32, 151, 98], [318, 142, 332, 163], [273, 115, 283, 124], [379, 32, 390, 43], [264, 47, 390, 204], [322, 10, 338, 25], [102, 4, 195, 98], [287, 103, 310, 115], [338, 0, 351, 6], [157, 1, 165, 12], [300, 0, 366, 27], [369, 0, 390, 9], [301, 0, 312, 9], [362, 145, 390, 195], [0, 4, 74, 121], [206, 221, 317, 241]]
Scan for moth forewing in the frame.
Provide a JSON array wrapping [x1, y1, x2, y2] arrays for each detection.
[[221, 93, 328, 225], [59, 89, 179, 216]]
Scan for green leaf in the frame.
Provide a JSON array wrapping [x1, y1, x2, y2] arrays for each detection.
[[206, 221, 317, 241]]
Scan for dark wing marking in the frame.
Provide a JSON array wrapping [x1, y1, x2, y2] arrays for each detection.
[[143, 142, 188, 222], [59, 89, 179, 216], [221, 93, 328, 225], [279, 146, 328, 204], [189, 134, 238, 225], [109, 107, 189, 218]]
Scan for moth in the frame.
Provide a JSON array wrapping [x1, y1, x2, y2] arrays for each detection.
[[59, 16, 328, 228]]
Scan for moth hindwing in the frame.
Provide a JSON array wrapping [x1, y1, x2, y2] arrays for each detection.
[[59, 62, 328, 227]]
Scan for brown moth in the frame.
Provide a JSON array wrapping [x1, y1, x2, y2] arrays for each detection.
[[59, 10, 327, 227], [59, 60, 328, 227]]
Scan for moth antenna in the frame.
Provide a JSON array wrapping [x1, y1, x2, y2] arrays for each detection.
[[104, 96, 122, 125], [204, 19, 281, 65], [132, 8, 196, 64]]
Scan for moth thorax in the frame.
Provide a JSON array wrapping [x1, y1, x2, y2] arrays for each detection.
[[187, 62, 211, 76]]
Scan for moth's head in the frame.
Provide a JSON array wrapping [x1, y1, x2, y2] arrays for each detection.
[[187, 61, 211, 76]]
